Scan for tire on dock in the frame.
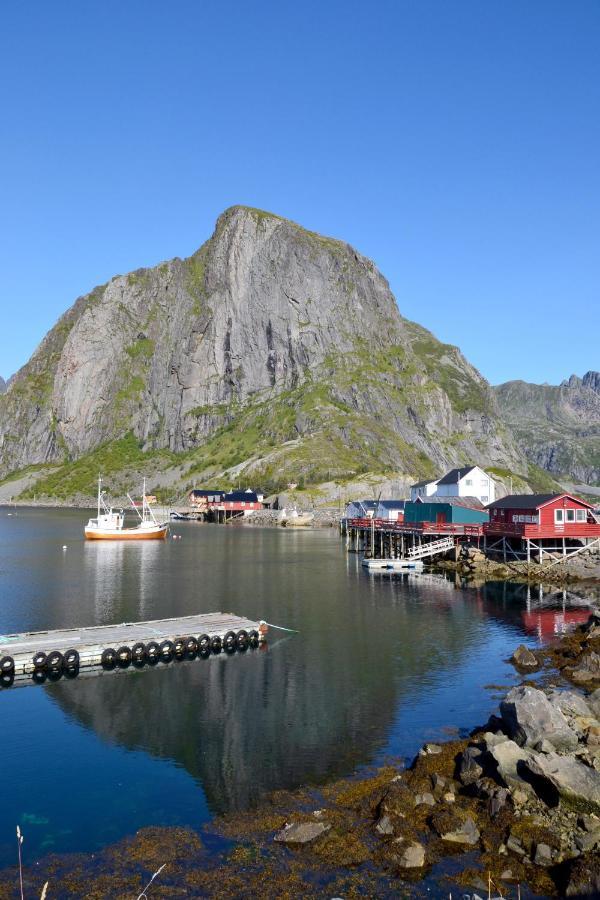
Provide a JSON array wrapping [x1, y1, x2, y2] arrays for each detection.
[[117, 646, 132, 667], [47, 650, 64, 671], [159, 639, 175, 660], [146, 641, 160, 661], [64, 649, 79, 668], [223, 630, 236, 652], [184, 636, 198, 656], [132, 642, 146, 662], [101, 647, 117, 668], [248, 629, 259, 647], [211, 635, 222, 654], [0, 656, 14, 674], [32, 651, 47, 670]]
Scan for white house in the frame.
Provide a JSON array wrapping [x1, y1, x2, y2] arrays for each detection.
[[434, 466, 495, 505], [344, 500, 407, 521], [410, 478, 439, 502]]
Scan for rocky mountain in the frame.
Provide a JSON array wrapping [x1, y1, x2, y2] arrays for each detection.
[[0, 206, 530, 500], [494, 373, 600, 486], [0, 377, 5, 394]]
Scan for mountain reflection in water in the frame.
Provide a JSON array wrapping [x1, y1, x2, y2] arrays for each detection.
[[0, 507, 596, 864]]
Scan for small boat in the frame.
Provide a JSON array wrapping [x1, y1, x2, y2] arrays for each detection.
[[362, 558, 424, 571], [279, 507, 315, 527], [85, 477, 169, 540]]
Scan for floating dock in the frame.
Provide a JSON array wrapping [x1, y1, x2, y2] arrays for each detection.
[[0, 612, 266, 686]]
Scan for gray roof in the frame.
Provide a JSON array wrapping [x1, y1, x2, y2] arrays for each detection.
[[412, 495, 486, 510], [487, 493, 594, 511], [436, 466, 477, 486], [410, 478, 438, 489]]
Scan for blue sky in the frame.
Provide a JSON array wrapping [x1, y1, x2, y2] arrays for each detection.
[[1, 0, 598, 385]]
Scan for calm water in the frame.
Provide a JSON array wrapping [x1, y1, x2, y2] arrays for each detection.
[[0, 507, 594, 867]]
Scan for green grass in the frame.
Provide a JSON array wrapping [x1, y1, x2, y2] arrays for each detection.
[[21, 433, 177, 500], [125, 338, 155, 360]]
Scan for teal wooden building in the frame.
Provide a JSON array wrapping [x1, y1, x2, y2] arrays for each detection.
[[404, 496, 489, 526]]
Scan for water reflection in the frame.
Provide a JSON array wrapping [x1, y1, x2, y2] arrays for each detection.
[[0, 508, 597, 863]]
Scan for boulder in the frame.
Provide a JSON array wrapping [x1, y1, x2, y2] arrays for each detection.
[[533, 842, 553, 866], [524, 752, 600, 813], [457, 746, 484, 786], [500, 686, 579, 752], [375, 814, 395, 836], [396, 840, 426, 868], [511, 644, 539, 669], [571, 653, 600, 684], [274, 821, 330, 844], [547, 689, 593, 719], [488, 739, 536, 792], [414, 792, 435, 807], [419, 743, 442, 756], [588, 688, 600, 719], [431, 810, 480, 846]]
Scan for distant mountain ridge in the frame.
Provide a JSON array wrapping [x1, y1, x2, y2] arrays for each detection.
[[494, 372, 600, 487]]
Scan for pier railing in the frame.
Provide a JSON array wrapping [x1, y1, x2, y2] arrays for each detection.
[[346, 518, 484, 537]]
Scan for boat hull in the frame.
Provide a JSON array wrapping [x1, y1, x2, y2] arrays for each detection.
[[84, 525, 169, 541]]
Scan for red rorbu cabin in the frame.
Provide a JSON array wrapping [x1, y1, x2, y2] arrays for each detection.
[[485, 493, 600, 562]]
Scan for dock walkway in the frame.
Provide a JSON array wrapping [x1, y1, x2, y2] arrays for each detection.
[[0, 612, 266, 685]]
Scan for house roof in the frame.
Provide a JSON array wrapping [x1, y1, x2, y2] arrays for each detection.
[[488, 493, 593, 511], [436, 466, 478, 486], [412, 495, 486, 510], [189, 489, 225, 497], [379, 500, 407, 509], [410, 478, 438, 489], [223, 491, 260, 502]]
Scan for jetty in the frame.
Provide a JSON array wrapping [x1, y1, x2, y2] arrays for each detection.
[[0, 612, 266, 686]]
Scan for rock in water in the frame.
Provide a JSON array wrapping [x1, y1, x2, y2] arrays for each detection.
[[274, 821, 330, 844], [500, 686, 579, 752], [511, 645, 539, 669], [524, 752, 600, 813], [0, 205, 524, 494]]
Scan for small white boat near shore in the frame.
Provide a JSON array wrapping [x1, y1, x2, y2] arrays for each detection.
[[84, 477, 169, 541], [278, 507, 315, 527], [362, 558, 424, 571]]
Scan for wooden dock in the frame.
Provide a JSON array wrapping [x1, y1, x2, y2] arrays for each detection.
[[0, 612, 267, 685]]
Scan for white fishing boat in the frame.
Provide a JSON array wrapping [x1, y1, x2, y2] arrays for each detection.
[[279, 507, 315, 527], [84, 477, 169, 541]]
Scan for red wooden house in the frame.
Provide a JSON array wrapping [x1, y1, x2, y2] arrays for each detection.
[[485, 493, 600, 562], [486, 493, 599, 539]]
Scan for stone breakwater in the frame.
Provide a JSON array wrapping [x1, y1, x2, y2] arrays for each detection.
[[6, 617, 600, 897]]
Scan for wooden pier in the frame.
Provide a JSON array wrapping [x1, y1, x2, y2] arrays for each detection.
[[341, 517, 482, 562], [0, 612, 267, 686]]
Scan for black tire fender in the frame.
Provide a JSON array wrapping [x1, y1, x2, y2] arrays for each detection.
[[0, 656, 14, 674], [47, 650, 64, 670], [132, 642, 146, 660], [101, 647, 117, 667], [32, 651, 47, 670], [64, 649, 79, 668]]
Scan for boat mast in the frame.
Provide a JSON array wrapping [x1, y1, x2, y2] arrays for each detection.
[[97, 475, 102, 519]]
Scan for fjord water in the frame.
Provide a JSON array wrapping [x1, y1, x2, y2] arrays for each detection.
[[0, 508, 593, 866]]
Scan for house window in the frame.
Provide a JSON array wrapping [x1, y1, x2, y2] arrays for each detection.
[[576, 509, 586, 522], [566, 509, 575, 522], [481, 496, 488, 503], [555, 509, 564, 523], [465, 479, 473, 486]]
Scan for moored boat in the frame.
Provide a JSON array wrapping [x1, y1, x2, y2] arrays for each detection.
[[279, 507, 315, 527], [84, 477, 169, 540]]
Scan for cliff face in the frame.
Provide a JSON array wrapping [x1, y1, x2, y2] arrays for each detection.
[[494, 373, 600, 486], [0, 206, 524, 495]]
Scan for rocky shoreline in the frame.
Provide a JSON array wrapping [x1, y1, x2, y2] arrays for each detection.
[[5, 613, 600, 896]]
